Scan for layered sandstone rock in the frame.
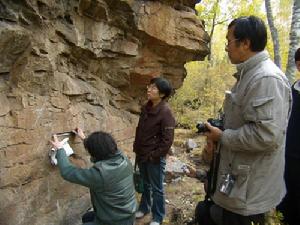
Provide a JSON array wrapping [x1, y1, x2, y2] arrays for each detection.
[[0, 0, 209, 224]]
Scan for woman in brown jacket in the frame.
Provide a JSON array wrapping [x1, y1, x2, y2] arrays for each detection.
[[134, 77, 175, 225]]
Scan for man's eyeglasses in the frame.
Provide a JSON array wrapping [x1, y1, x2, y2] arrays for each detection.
[[147, 85, 158, 91], [225, 38, 239, 48]]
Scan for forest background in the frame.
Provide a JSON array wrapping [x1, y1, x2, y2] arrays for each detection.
[[170, 0, 300, 128]]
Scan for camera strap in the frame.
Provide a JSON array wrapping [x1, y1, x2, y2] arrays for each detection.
[[207, 142, 221, 198]]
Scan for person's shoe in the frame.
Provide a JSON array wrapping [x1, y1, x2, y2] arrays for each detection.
[[135, 211, 145, 219], [149, 221, 160, 225]]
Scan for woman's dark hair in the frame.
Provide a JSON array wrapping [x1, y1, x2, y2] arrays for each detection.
[[295, 48, 300, 62], [150, 77, 173, 99], [228, 16, 267, 52], [83, 131, 118, 161]]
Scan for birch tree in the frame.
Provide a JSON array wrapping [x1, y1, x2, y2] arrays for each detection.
[[286, 0, 300, 83], [265, 0, 282, 68]]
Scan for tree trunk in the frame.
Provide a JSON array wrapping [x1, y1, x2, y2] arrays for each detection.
[[286, 0, 300, 83], [207, 0, 219, 61], [265, 0, 282, 68]]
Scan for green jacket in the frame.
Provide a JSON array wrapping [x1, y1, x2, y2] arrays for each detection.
[[56, 149, 137, 225]]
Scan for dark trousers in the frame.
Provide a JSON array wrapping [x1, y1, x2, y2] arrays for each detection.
[[82, 211, 135, 225], [195, 200, 265, 225], [277, 157, 300, 225], [138, 159, 166, 223], [82, 211, 95, 223]]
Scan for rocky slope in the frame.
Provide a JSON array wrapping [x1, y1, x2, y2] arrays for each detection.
[[0, 0, 209, 224]]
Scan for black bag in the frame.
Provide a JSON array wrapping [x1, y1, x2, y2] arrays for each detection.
[[195, 199, 215, 225], [133, 159, 144, 193]]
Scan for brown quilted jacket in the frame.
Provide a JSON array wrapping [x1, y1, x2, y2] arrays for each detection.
[[133, 100, 175, 164]]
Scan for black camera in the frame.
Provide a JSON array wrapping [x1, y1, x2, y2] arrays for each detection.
[[196, 118, 224, 133]]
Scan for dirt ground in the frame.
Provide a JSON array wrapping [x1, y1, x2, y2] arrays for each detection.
[[135, 129, 209, 225]]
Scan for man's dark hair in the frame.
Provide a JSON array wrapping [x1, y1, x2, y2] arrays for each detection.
[[295, 48, 300, 62], [150, 77, 173, 99], [228, 15, 267, 52], [84, 131, 118, 161]]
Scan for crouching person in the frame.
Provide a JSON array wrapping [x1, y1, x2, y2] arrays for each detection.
[[50, 129, 137, 225], [185, 139, 216, 225]]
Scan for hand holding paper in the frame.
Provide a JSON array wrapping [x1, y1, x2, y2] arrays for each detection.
[[50, 135, 64, 150], [49, 135, 74, 166]]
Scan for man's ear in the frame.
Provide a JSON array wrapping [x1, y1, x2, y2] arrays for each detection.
[[242, 39, 251, 51]]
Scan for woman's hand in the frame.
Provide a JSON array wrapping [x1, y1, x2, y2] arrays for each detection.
[[73, 127, 86, 140], [184, 164, 197, 178], [202, 138, 215, 163], [50, 135, 64, 150]]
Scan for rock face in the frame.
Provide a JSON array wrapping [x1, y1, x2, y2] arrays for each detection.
[[0, 0, 209, 224]]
